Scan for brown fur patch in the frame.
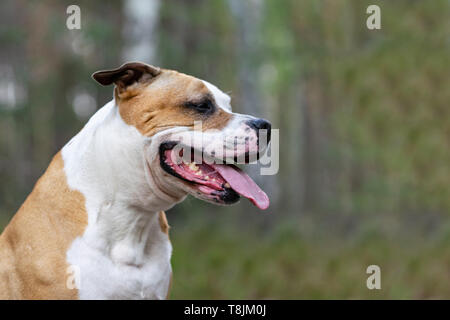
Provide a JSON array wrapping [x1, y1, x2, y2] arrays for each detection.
[[118, 70, 233, 137], [0, 152, 88, 299], [158, 211, 169, 235], [157, 210, 171, 299]]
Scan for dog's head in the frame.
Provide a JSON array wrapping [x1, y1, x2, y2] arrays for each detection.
[[93, 62, 271, 210]]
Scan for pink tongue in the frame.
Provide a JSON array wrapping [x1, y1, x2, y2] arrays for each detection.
[[210, 164, 270, 210]]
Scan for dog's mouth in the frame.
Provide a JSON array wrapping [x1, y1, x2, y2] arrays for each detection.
[[159, 142, 269, 210]]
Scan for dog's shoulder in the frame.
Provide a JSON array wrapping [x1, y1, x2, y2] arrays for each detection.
[[0, 152, 88, 299]]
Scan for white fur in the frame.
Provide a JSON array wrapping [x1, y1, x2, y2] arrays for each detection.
[[202, 80, 232, 112], [63, 100, 181, 299]]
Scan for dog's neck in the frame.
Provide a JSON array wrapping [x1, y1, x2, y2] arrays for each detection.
[[62, 100, 182, 264]]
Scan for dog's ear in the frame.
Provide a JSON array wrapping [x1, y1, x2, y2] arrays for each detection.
[[92, 62, 161, 92]]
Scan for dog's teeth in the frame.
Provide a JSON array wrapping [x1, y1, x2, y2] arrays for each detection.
[[224, 183, 230, 188], [195, 170, 203, 176], [205, 176, 209, 180], [188, 162, 199, 171]]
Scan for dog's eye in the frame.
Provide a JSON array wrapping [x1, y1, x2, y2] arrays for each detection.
[[185, 100, 214, 114]]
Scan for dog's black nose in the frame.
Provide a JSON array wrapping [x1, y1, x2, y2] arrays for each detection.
[[247, 118, 272, 144]]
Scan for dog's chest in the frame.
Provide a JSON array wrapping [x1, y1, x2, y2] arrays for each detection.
[[66, 219, 172, 300]]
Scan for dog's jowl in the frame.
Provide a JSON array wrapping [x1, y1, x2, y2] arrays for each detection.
[[0, 62, 271, 300]]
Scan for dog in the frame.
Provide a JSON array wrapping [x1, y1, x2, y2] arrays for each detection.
[[0, 62, 271, 299]]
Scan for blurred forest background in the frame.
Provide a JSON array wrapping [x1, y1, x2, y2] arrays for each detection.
[[1, 0, 449, 298]]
